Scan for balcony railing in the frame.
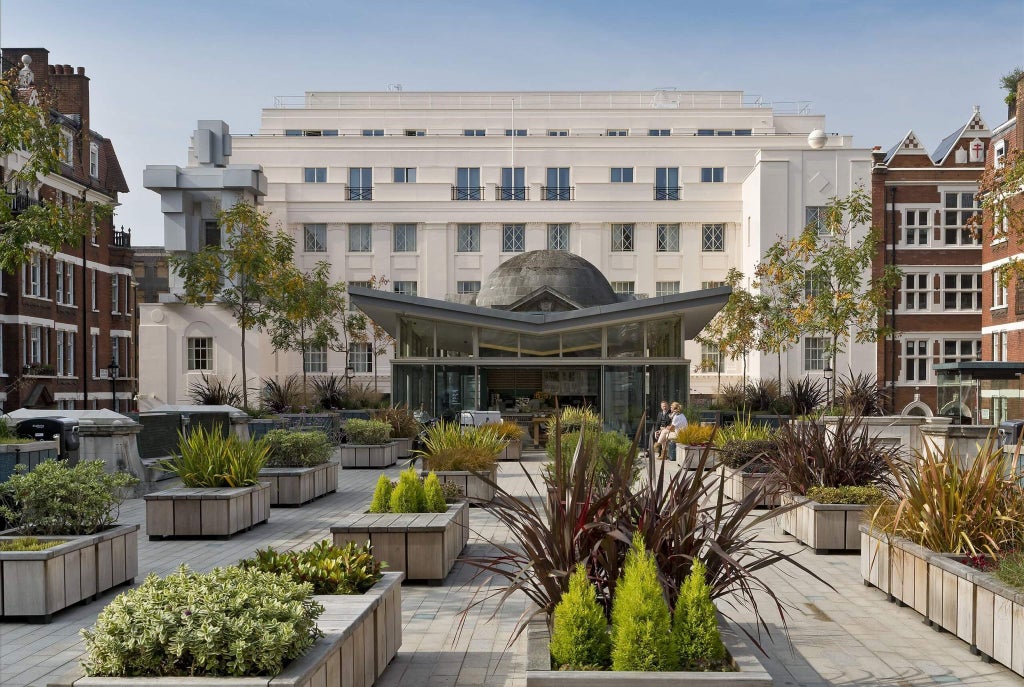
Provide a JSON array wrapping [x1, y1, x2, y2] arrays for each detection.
[[6, 193, 39, 213], [452, 186, 484, 201], [496, 186, 528, 201], [654, 186, 681, 200], [542, 186, 574, 201], [347, 186, 373, 201], [112, 227, 131, 248]]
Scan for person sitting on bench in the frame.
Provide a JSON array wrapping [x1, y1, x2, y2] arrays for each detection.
[[654, 401, 688, 460]]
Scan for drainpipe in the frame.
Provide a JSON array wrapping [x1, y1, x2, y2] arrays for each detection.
[[888, 186, 897, 411]]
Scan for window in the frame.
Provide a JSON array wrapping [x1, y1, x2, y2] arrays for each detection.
[[656, 281, 680, 296], [187, 337, 213, 371], [348, 168, 372, 200], [110, 336, 120, 375], [610, 167, 634, 183], [545, 167, 571, 200], [504, 129, 527, 137], [995, 141, 1007, 169], [994, 272, 1009, 308], [60, 129, 74, 163], [697, 129, 714, 137], [904, 209, 931, 245], [393, 167, 416, 183], [702, 223, 725, 252], [502, 224, 526, 252], [943, 191, 980, 245], [111, 274, 121, 313], [350, 342, 372, 373], [463, 129, 485, 137], [348, 224, 372, 252], [361, 129, 384, 137], [91, 333, 99, 378], [648, 129, 671, 136], [285, 130, 302, 136], [547, 130, 568, 137], [57, 331, 75, 377], [701, 343, 723, 372], [700, 167, 724, 183], [457, 281, 481, 294], [455, 167, 481, 200], [611, 223, 635, 252], [805, 206, 829, 234], [347, 281, 372, 311], [457, 224, 480, 252], [993, 332, 1009, 362], [611, 281, 635, 295], [903, 273, 929, 310], [904, 339, 929, 382], [404, 129, 425, 137], [303, 224, 327, 252], [735, 129, 752, 136], [393, 281, 417, 296], [303, 167, 327, 183], [24, 253, 42, 297], [499, 167, 526, 200], [803, 336, 829, 372], [25, 325, 48, 366], [606, 129, 628, 136], [322, 130, 338, 136], [701, 281, 726, 289], [547, 224, 570, 251], [656, 223, 680, 252], [393, 223, 417, 252], [89, 142, 99, 177], [57, 331, 66, 376], [655, 168, 680, 200], [304, 345, 327, 373], [56, 261, 64, 304], [716, 130, 733, 136], [804, 271, 828, 298], [203, 219, 221, 248], [938, 273, 980, 310], [91, 270, 98, 311], [942, 339, 981, 364]]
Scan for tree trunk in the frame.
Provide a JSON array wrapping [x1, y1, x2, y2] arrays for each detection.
[[777, 349, 783, 390], [300, 339, 308, 410], [240, 323, 248, 409]]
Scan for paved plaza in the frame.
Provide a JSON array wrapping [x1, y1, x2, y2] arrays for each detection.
[[0, 452, 1020, 686]]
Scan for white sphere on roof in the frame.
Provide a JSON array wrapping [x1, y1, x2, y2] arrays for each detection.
[[808, 129, 827, 149]]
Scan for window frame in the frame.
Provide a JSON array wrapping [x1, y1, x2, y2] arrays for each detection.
[[303, 167, 327, 183], [904, 339, 930, 382], [611, 223, 635, 252], [393, 223, 417, 252], [656, 223, 680, 252], [393, 167, 417, 183], [902, 273, 930, 311], [802, 336, 830, 372], [186, 337, 213, 372], [701, 223, 725, 252], [610, 167, 634, 183], [457, 224, 481, 253], [547, 223, 570, 251], [303, 223, 327, 252], [700, 167, 725, 183], [348, 224, 372, 253], [349, 342, 373, 373]]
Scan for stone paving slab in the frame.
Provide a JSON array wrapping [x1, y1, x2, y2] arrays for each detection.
[[0, 451, 1021, 686]]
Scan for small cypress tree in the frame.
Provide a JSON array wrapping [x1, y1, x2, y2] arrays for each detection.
[[550, 563, 611, 669], [390, 467, 426, 513], [369, 474, 394, 513], [672, 559, 726, 671], [610, 534, 677, 671], [423, 472, 447, 513]]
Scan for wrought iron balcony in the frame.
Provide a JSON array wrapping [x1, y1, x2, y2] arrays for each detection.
[[6, 193, 38, 213], [451, 186, 484, 201], [496, 186, 528, 201], [112, 226, 131, 248], [654, 186, 681, 200], [542, 186, 574, 201], [347, 186, 373, 201]]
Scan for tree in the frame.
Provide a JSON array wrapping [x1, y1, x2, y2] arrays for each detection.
[[1000, 67, 1023, 109], [752, 257, 802, 388], [363, 276, 396, 392], [972, 141, 1024, 300], [170, 202, 294, 409], [266, 261, 348, 405], [0, 59, 111, 271], [695, 269, 760, 391]]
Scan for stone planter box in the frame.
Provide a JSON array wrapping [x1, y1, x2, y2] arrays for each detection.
[[676, 444, 716, 470], [260, 461, 339, 507], [0, 523, 138, 622], [779, 493, 869, 553], [716, 465, 779, 508], [422, 463, 498, 503], [393, 436, 414, 459], [144, 483, 270, 540], [331, 501, 469, 583], [54, 571, 404, 687], [339, 442, 398, 469], [499, 439, 523, 461], [525, 610, 773, 686]]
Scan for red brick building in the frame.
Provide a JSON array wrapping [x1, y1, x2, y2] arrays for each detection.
[[0, 49, 133, 412], [871, 108, 988, 416]]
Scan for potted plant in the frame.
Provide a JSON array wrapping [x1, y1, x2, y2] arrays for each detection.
[[713, 416, 780, 507], [258, 429, 337, 506], [0, 459, 139, 621], [332, 469, 469, 582], [486, 421, 526, 461], [416, 422, 504, 502], [339, 418, 396, 468], [372, 405, 421, 459], [763, 414, 896, 553], [144, 425, 271, 539], [673, 424, 715, 469]]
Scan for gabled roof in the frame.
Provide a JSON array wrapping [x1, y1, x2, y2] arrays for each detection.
[[931, 107, 990, 165], [884, 130, 928, 164]]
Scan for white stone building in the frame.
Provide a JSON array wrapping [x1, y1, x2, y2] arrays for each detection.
[[140, 90, 874, 407]]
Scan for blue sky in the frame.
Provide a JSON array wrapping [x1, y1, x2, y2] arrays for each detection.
[[3, 0, 1023, 245]]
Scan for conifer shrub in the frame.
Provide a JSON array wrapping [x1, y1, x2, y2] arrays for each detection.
[[423, 472, 447, 513], [369, 474, 393, 513], [672, 560, 727, 671], [610, 535, 677, 671], [550, 563, 611, 670], [389, 467, 427, 513]]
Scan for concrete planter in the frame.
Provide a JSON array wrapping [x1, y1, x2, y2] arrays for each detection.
[[0, 523, 139, 622], [331, 501, 469, 583], [499, 439, 523, 461], [421, 463, 498, 502], [716, 465, 779, 508], [676, 444, 715, 470], [144, 483, 270, 540], [339, 442, 398, 469], [778, 493, 869, 553], [525, 611, 772, 686], [55, 571, 404, 687], [260, 461, 339, 507], [393, 437, 414, 459]]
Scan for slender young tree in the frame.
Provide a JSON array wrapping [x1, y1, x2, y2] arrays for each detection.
[[695, 269, 760, 392], [170, 202, 294, 409], [363, 275, 395, 393]]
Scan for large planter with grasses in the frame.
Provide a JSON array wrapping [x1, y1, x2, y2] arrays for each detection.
[[416, 422, 505, 502], [716, 465, 779, 508], [373, 407, 421, 460], [779, 492, 872, 553], [421, 461, 498, 502], [258, 430, 338, 506], [499, 438, 523, 461], [340, 419, 397, 469]]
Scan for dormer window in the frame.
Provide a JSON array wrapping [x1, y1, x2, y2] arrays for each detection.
[[60, 129, 74, 163]]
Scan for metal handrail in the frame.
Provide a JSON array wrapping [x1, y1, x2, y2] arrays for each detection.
[[451, 186, 484, 201], [541, 186, 574, 201], [496, 186, 528, 201], [654, 186, 681, 200], [347, 187, 373, 201]]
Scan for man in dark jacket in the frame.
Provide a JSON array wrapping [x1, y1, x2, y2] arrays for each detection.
[[652, 400, 670, 458]]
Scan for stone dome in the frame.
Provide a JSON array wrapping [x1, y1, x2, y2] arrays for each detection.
[[475, 250, 618, 310]]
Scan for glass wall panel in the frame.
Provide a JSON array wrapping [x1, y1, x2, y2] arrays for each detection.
[[435, 365, 477, 420], [520, 333, 561, 357], [398, 317, 435, 357], [436, 322, 474, 357], [393, 364, 435, 416], [646, 317, 682, 357], [479, 328, 519, 357], [561, 328, 602, 357], [602, 365, 645, 438], [648, 364, 689, 410], [607, 323, 643, 358]]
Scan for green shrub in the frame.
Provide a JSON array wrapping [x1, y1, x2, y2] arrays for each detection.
[[369, 474, 394, 513], [717, 439, 777, 470], [390, 467, 427, 513], [806, 485, 886, 505], [610, 535, 676, 671], [550, 563, 611, 670], [344, 419, 392, 445], [416, 422, 504, 471], [0, 536, 67, 551], [0, 460, 137, 536], [423, 472, 447, 513], [547, 430, 639, 483], [672, 559, 726, 671], [262, 430, 333, 468], [81, 565, 323, 677], [239, 540, 382, 595], [159, 426, 268, 488]]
